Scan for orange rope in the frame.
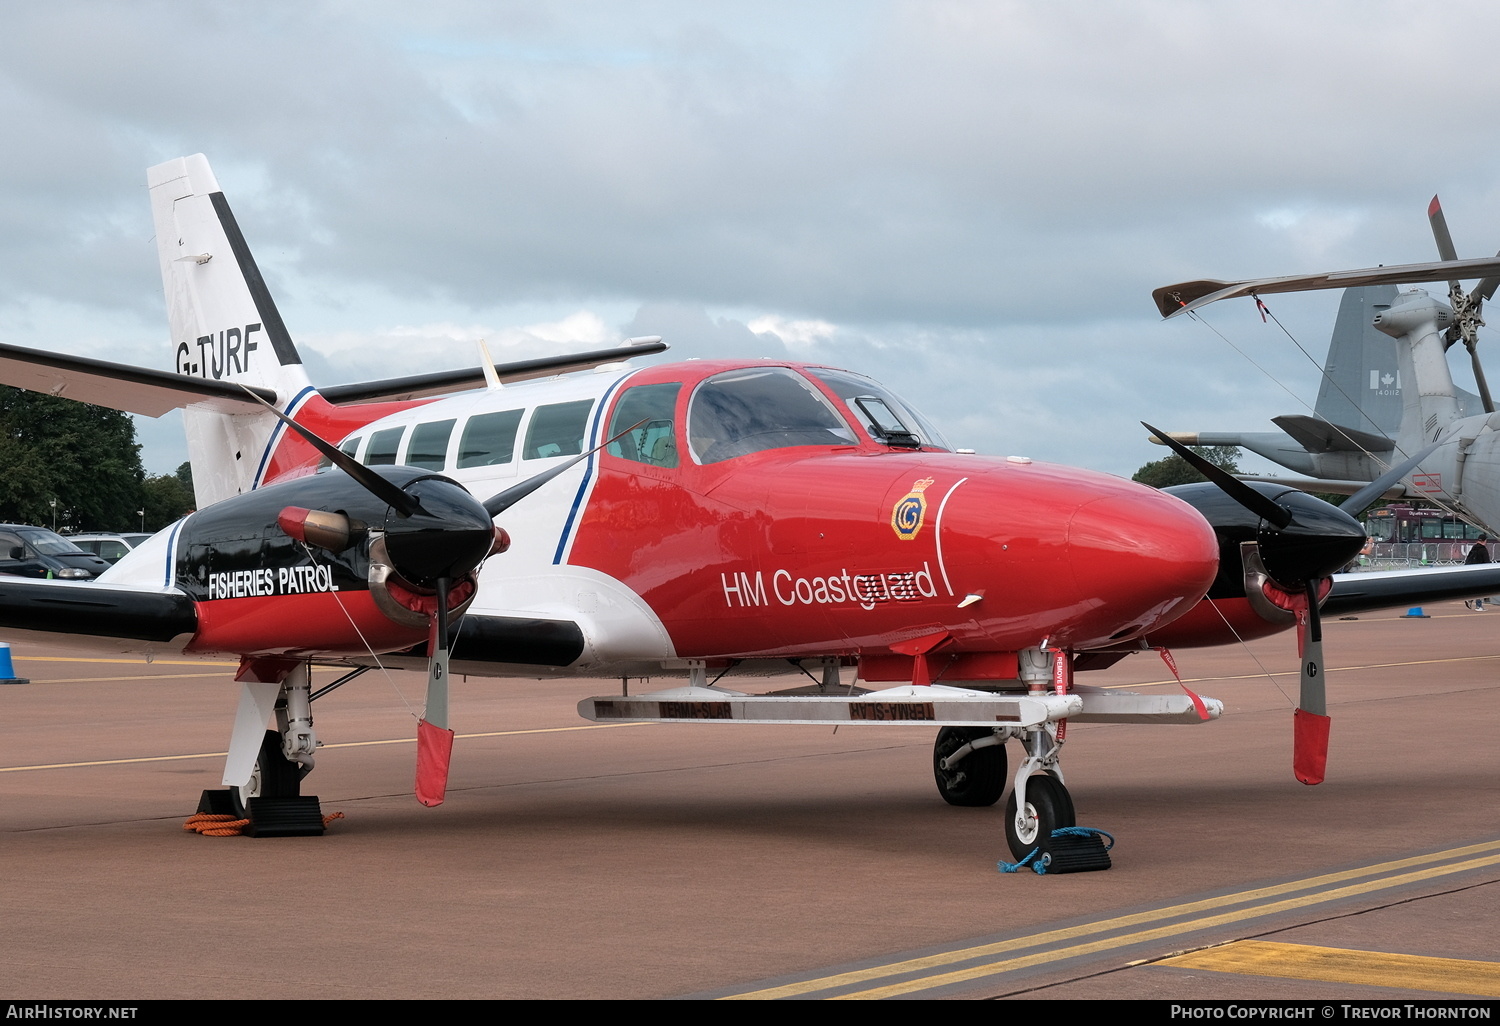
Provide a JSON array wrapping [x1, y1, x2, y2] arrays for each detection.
[[183, 813, 249, 836], [182, 810, 346, 835]]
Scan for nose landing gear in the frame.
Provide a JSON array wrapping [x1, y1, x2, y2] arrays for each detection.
[[931, 721, 1079, 862]]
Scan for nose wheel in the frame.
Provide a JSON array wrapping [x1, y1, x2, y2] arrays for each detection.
[[932, 727, 1007, 806], [1004, 772, 1075, 860]]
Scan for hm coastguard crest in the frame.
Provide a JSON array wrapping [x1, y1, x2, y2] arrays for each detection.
[[891, 477, 935, 541]]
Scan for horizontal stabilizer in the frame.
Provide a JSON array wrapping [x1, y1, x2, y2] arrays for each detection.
[[1271, 415, 1394, 455], [321, 339, 669, 405], [0, 341, 276, 417], [1153, 256, 1500, 318], [1235, 475, 1405, 500]]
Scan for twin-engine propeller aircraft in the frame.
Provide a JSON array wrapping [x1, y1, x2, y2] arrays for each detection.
[[1, 156, 1495, 859]]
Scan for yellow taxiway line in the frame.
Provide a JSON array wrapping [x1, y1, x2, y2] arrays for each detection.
[[0, 720, 653, 773], [721, 840, 1500, 999]]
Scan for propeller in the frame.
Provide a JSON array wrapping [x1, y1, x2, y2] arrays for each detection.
[[1143, 425, 1439, 784], [1428, 196, 1497, 414], [249, 386, 646, 805]]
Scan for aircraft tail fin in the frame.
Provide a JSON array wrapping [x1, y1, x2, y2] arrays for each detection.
[[1313, 285, 1401, 438], [1313, 284, 1484, 438], [148, 155, 311, 398], [148, 155, 319, 507]]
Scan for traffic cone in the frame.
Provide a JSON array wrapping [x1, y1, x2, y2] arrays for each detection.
[[0, 643, 29, 684]]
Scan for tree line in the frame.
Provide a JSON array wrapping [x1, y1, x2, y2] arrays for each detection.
[[0, 387, 195, 533]]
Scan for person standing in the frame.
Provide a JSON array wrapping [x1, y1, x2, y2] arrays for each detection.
[[1466, 533, 1491, 610]]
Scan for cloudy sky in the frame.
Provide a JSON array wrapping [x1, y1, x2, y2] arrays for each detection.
[[4, 0, 1500, 476]]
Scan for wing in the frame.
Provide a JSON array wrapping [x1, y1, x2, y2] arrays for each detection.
[[1324, 564, 1500, 616], [0, 576, 196, 647]]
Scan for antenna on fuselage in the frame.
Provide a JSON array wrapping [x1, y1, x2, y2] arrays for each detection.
[[477, 339, 503, 390]]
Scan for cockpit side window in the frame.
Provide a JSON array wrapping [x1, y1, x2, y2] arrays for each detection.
[[688, 367, 857, 464], [607, 383, 681, 467], [806, 367, 951, 451]]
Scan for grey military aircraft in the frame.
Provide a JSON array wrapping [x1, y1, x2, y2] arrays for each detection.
[[1153, 198, 1500, 537]]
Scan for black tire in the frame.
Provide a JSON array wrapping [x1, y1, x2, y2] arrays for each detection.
[[1004, 773, 1075, 861], [231, 730, 302, 818], [932, 727, 1006, 807]]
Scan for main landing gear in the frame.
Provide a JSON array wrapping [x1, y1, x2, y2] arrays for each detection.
[[230, 729, 310, 818], [933, 727, 1006, 806], [933, 722, 1077, 862], [199, 662, 328, 836]]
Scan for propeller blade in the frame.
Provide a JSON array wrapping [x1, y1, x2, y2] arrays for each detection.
[[1476, 268, 1500, 302], [415, 575, 455, 807], [239, 386, 422, 517], [1142, 423, 1292, 528], [1338, 440, 1442, 517], [1291, 580, 1330, 785], [483, 419, 646, 517]]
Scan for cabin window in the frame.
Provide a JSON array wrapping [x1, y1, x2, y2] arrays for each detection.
[[523, 400, 595, 460], [318, 435, 362, 472], [688, 367, 856, 464], [364, 427, 405, 466], [607, 383, 681, 467], [405, 419, 455, 470], [456, 409, 523, 469]]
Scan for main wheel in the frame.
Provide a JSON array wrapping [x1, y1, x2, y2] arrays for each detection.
[[231, 730, 302, 818], [932, 727, 1006, 807], [1004, 773, 1075, 860]]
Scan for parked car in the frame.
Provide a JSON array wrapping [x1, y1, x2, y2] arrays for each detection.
[[0, 525, 112, 579], [68, 532, 151, 565]]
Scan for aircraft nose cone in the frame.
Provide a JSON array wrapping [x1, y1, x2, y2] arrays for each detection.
[[1258, 490, 1366, 584], [1065, 489, 1220, 638], [383, 477, 496, 586]]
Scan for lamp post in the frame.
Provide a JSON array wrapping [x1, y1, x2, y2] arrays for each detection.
[[138, 509, 145, 532], [49, 499, 56, 532]]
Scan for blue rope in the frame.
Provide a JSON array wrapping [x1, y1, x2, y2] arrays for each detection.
[[996, 847, 1039, 873], [1052, 826, 1114, 850]]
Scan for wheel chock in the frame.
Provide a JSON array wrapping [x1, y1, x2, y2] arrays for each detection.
[[998, 827, 1114, 875], [1040, 828, 1113, 873], [0, 643, 30, 685], [193, 789, 325, 836], [244, 796, 326, 837], [1402, 607, 1430, 618], [196, 789, 238, 816]]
